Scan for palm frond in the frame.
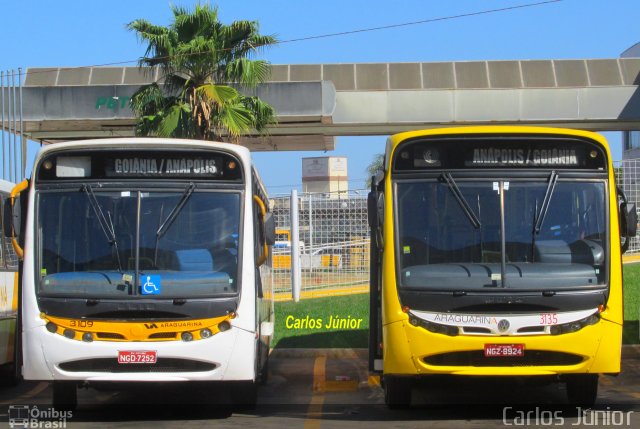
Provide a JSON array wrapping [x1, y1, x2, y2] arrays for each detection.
[[157, 103, 186, 137], [225, 58, 271, 86], [240, 95, 276, 132], [214, 101, 253, 142], [196, 83, 238, 105], [129, 3, 276, 141]]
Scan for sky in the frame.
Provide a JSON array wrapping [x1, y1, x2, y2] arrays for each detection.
[[1, 0, 638, 193]]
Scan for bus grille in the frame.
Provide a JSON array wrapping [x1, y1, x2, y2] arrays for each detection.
[[148, 332, 178, 339], [59, 358, 217, 373], [423, 350, 583, 367], [95, 333, 126, 340]]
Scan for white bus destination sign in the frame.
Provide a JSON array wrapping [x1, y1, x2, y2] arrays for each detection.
[[36, 151, 243, 182], [111, 157, 220, 176]]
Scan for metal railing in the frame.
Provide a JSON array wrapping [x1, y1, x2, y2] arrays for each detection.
[[267, 163, 640, 299], [1, 68, 25, 183], [616, 159, 640, 253], [268, 190, 370, 296]]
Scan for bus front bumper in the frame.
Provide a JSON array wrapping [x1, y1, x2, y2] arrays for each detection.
[[382, 318, 622, 377], [23, 324, 256, 382]]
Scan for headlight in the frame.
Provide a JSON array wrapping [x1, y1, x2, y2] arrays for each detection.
[[550, 312, 600, 335], [408, 312, 458, 337], [218, 321, 231, 332]]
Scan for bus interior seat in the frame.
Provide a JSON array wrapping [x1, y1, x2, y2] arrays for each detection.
[[174, 249, 213, 271]]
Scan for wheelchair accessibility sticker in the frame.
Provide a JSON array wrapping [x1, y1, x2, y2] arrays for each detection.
[[142, 275, 162, 295]]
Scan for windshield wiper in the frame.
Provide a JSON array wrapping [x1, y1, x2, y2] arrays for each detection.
[[441, 172, 481, 229], [153, 183, 196, 266], [82, 184, 123, 272], [156, 182, 196, 239], [530, 171, 559, 262], [534, 170, 559, 235]]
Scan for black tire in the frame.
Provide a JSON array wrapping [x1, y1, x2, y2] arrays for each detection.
[[566, 374, 598, 408], [257, 354, 269, 386], [383, 375, 412, 409], [52, 381, 78, 411], [0, 362, 20, 387], [231, 381, 257, 411]]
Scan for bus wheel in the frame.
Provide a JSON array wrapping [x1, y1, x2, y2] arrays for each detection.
[[231, 381, 257, 411], [0, 363, 21, 387], [52, 381, 77, 411], [383, 376, 412, 409], [566, 374, 598, 407], [257, 355, 269, 386]]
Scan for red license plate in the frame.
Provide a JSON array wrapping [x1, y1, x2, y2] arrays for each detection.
[[118, 350, 157, 364], [484, 344, 525, 357]]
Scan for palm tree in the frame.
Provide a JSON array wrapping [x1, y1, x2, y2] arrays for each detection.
[[365, 153, 384, 187], [128, 3, 277, 142]]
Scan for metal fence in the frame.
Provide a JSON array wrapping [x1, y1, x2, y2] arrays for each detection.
[[268, 190, 370, 296], [616, 159, 640, 253], [1, 68, 25, 183], [267, 162, 640, 298]]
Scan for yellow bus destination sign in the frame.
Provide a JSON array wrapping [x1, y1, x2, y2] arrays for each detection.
[[393, 136, 607, 171]]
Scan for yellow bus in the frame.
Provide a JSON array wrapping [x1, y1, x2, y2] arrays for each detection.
[[4, 139, 275, 409], [0, 180, 20, 385], [368, 127, 637, 407]]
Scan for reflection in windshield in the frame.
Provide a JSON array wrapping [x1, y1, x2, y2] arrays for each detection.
[[396, 180, 606, 290], [38, 189, 240, 298]]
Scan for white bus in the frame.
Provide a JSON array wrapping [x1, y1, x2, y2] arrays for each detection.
[[0, 179, 20, 385], [4, 139, 275, 408]]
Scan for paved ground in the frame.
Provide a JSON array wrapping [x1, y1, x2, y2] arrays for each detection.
[[0, 346, 638, 428]]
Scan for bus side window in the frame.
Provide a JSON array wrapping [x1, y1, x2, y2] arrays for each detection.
[[0, 196, 17, 271], [254, 198, 267, 265], [0, 196, 5, 269]]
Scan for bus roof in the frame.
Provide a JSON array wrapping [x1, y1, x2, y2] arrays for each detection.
[[384, 126, 611, 169], [34, 138, 253, 171]]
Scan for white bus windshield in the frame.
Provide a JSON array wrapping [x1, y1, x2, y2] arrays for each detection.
[[38, 188, 240, 298], [396, 179, 607, 290]]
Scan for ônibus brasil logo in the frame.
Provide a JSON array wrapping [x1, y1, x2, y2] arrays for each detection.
[[8, 405, 72, 428]]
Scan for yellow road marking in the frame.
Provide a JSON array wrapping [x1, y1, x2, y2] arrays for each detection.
[[312, 356, 327, 392], [303, 394, 325, 429], [274, 286, 368, 302], [368, 375, 381, 387], [622, 254, 640, 264], [324, 380, 359, 392], [304, 355, 327, 429]]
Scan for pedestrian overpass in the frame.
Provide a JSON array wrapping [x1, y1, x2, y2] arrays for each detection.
[[6, 58, 640, 154]]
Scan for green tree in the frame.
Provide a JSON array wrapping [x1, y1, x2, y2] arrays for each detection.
[[128, 3, 277, 142], [365, 153, 384, 187]]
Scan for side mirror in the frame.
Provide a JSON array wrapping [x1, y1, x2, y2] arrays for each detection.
[[618, 187, 637, 253], [264, 212, 276, 246], [367, 191, 377, 228], [624, 203, 638, 238], [3, 195, 21, 239], [2, 198, 11, 238]]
